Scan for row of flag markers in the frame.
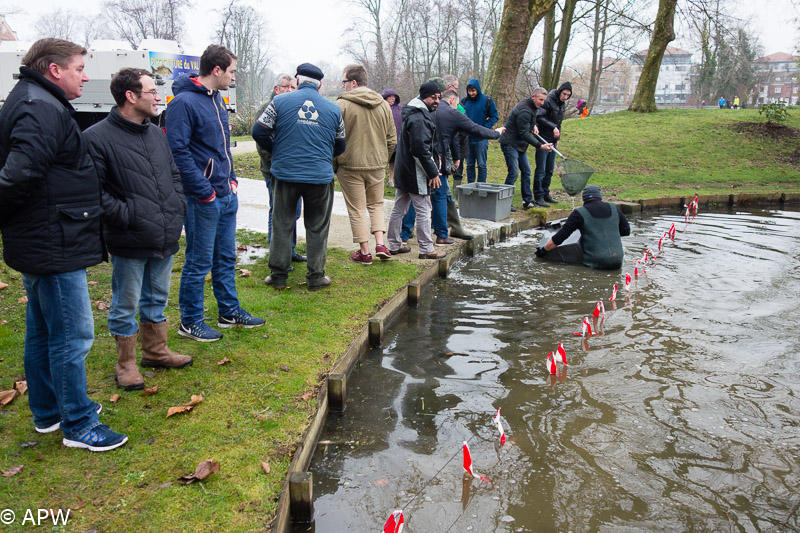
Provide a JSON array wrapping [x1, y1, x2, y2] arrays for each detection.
[[462, 442, 492, 482], [383, 510, 404, 533], [380, 210, 696, 530]]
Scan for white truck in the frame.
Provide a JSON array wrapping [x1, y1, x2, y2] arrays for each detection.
[[0, 38, 236, 130]]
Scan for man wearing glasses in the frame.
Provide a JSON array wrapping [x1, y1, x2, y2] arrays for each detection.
[[84, 68, 193, 391], [255, 73, 305, 265]]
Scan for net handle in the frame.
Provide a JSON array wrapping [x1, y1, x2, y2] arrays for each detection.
[[534, 132, 566, 159]]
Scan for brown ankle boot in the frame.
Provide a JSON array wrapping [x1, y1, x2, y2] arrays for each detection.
[[114, 332, 144, 390], [140, 321, 193, 369]]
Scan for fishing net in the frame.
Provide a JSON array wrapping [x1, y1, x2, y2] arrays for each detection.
[[555, 158, 596, 196]]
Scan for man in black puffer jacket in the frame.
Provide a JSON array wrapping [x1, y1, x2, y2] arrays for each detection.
[[534, 81, 572, 207], [85, 68, 192, 392], [0, 39, 127, 452]]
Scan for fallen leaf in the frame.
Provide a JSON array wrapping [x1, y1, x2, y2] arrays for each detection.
[[237, 244, 248, 251], [20, 441, 38, 448], [2, 465, 23, 477], [166, 405, 193, 418], [217, 357, 231, 365], [109, 394, 121, 404], [373, 478, 389, 486], [280, 365, 289, 372], [142, 385, 158, 396], [87, 280, 99, 286], [17, 296, 27, 304], [300, 392, 313, 401], [177, 459, 220, 484], [1, 320, 6, 325], [144, 371, 156, 378], [252, 243, 262, 248], [93, 497, 106, 506], [0, 389, 18, 406], [239, 269, 252, 277], [187, 394, 203, 406], [261, 461, 271, 475], [95, 301, 109, 310], [158, 481, 173, 489], [205, 276, 212, 283], [0, 281, 8, 289], [13, 380, 27, 395]]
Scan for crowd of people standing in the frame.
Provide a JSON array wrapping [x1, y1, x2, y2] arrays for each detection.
[[0, 37, 580, 453]]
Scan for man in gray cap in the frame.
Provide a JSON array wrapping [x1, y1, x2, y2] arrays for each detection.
[[537, 185, 630, 269], [253, 63, 346, 290]]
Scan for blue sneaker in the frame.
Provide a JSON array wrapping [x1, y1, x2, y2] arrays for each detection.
[[218, 308, 265, 329], [63, 424, 128, 452], [178, 321, 223, 342], [35, 401, 102, 434]]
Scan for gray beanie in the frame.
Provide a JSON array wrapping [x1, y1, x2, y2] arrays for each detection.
[[582, 185, 602, 202]]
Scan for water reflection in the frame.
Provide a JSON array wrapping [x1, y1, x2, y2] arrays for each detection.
[[300, 209, 800, 532]]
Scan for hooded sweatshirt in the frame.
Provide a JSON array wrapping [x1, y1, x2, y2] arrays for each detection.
[[461, 78, 499, 142], [393, 97, 439, 195], [336, 87, 397, 170], [381, 88, 402, 151], [536, 81, 572, 144], [166, 74, 236, 202]]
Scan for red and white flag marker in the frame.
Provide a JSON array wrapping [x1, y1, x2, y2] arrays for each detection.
[[383, 510, 404, 533], [546, 351, 557, 374], [669, 223, 676, 239], [556, 342, 568, 365], [625, 273, 632, 291], [592, 300, 605, 318], [609, 284, 618, 301], [462, 442, 491, 482], [494, 408, 506, 445]]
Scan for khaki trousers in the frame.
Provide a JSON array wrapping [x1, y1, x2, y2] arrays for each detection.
[[337, 167, 386, 243]]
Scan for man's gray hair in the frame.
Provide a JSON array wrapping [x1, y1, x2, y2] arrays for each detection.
[[297, 75, 320, 88], [443, 74, 458, 87], [275, 73, 293, 86], [533, 87, 547, 96]]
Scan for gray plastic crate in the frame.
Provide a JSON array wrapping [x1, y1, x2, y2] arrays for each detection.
[[456, 183, 515, 221]]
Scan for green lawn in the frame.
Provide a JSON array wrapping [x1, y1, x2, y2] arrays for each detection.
[[1, 108, 798, 531]]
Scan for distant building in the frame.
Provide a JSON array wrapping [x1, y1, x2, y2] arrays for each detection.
[[754, 52, 799, 105], [631, 47, 693, 104], [596, 57, 636, 105], [0, 16, 17, 41]]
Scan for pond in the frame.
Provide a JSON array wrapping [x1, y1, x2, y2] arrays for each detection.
[[295, 209, 800, 532]]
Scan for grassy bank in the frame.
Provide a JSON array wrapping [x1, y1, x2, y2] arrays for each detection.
[[1, 108, 797, 531], [0, 233, 422, 532]]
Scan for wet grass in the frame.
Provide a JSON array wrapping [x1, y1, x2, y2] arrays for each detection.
[[0, 232, 421, 532]]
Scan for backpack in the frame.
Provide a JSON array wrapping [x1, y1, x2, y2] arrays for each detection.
[[461, 95, 494, 121]]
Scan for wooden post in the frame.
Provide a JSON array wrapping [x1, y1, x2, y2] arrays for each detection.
[[368, 318, 383, 347], [408, 282, 420, 306], [289, 471, 313, 523], [328, 373, 346, 411], [466, 239, 475, 257], [438, 257, 449, 278], [500, 225, 508, 242]]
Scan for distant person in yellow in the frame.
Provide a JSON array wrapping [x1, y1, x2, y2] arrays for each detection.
[[733, 96, 740, 109]]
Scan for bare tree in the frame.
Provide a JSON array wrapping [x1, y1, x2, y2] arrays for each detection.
[[540, 0, 581, 90], [103, 0, 190, 48], [628, 0, 678, 112], [484, 0, 558, 119], [34, 9, 81, 41], [215, 0, 273, 135]]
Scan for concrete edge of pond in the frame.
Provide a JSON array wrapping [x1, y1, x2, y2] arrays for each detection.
[[270, 191, 796, 531]]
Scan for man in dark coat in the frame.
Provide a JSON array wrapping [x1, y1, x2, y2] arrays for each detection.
[[85, 68, 193, 392], [534, 81, 572, 207], [537, 186, 630, 270], [386, 81, 444, 259], [499, 87, 553, 210], [0, 39, 127, 452]]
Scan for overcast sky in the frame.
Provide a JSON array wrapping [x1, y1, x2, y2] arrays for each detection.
[[4, 0, 798, 76]]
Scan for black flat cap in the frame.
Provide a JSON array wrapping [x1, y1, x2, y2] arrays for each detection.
[[296, 63, 324, 81]]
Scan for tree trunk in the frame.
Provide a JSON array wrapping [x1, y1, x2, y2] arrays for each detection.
[[540, 6, 555, 89], [549, 0, 577, 89], [484, 0, 558, 119], [587, 0, 607, 109], [628, 0, 677, 112]]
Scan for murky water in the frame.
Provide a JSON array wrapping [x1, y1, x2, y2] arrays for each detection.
[[297, 209, 800, 533]]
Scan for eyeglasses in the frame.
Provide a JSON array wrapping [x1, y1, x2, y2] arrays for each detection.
[[341, 79, 352, 85], [139, 90, 159, 97]]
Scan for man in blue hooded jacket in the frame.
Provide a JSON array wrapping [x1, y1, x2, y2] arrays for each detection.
[[461, 78, 498, 183], [167, 44, 265, 342]]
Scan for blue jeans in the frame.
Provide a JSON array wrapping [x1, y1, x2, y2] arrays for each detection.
[[109, 255, 174, 336], [466, 139, 489, 183], [401, 178, 449, 239], [501, 143, 532, 204], [265, 176, 302, 255], [533, 147, 556, 199], [22, 269, 100, 438], [179, 193, 240, 325]]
